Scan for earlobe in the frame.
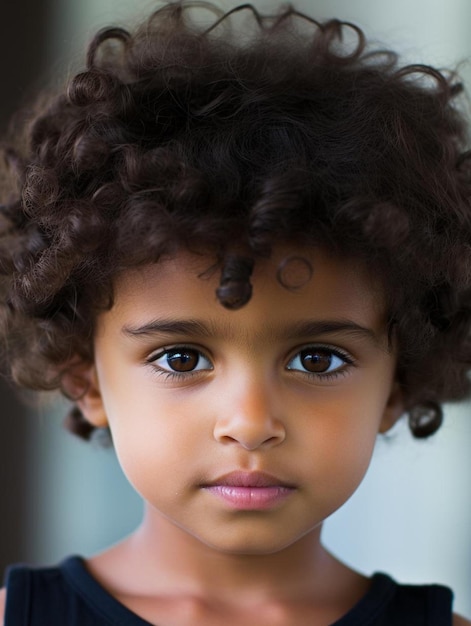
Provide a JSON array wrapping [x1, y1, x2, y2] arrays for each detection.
[[379, 381, 404, 434], [61, 362, 108, 428]]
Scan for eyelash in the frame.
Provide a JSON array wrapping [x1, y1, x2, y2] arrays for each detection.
[[286, 344, 355, 382], [146, 344, 355, 381], [147, 346, 213, 380]]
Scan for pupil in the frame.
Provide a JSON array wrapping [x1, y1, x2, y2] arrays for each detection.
[[301, 349, 332, 373], [167, 350, 198, 372]]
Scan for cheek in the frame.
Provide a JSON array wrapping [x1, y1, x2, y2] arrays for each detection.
[[306, 423, 376, 487], [103, 387, 204, 501], [327, 430, 377, 493], [111, 422, 182, 504], [295, 385, 387, 496]]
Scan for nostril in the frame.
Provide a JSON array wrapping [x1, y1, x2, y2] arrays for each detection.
[[213, 415, 286, 450], [264, 435, 283, 445]]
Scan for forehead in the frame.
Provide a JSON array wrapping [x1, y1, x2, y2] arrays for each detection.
[[102, 246, 387, 338]]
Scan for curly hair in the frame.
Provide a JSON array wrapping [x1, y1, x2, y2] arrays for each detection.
[[0, 2, 470, 440]]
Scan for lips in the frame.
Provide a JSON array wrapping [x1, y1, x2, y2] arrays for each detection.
[[202, 471, 296, 510], [204, 471, 294, 488]]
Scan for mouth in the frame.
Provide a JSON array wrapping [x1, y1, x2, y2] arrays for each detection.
[[201, 471, 296, 510]]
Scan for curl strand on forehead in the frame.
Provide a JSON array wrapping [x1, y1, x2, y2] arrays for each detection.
[[0, 1, 470, 441]]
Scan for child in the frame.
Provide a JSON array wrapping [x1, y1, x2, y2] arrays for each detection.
[[0, 2, 470, 623]]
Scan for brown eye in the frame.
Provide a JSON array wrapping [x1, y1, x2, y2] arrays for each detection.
[[299, 349, 333, 373], [150, 347, 213, 375], [287, 347, 349, 376], [166, 349, 200, 371]]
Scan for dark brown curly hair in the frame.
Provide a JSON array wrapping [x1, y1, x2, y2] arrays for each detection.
[[0, 2, 470, 440]]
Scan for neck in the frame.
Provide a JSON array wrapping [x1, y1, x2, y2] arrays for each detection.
[[106, 505, 351, 605]]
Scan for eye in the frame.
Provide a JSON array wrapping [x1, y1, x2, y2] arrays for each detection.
[[149, 347, 213, 374], [286, 346, 351, 377]]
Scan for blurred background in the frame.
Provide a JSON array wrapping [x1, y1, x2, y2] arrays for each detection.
[[1, 0, 470, 618]]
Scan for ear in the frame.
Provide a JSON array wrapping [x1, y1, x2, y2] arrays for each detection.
[[379, 381, 404, 434], [61, 361, 108, 428]]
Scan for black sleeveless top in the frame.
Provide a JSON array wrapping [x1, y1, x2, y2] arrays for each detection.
[[4, 556, 453, 625]]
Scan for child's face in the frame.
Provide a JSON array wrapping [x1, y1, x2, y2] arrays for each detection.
[[84, 246, 401, 555]]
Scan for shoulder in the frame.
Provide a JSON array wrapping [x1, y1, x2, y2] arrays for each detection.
[[454, 614, 471, 626], [0, 587, 5, 626]]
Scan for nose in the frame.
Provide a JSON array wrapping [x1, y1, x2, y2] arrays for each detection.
[[213, 377, 286, 450]]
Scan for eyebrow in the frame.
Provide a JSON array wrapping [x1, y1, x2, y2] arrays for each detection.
[[284, 320, 381, 345], [123, 319, 214, 338], [122, 318, 381, 346]]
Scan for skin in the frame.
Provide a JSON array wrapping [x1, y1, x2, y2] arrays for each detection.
[[0, 246, 468, 625]]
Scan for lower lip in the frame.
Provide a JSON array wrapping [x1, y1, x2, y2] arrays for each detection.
[[203, 485, 295, 510]]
